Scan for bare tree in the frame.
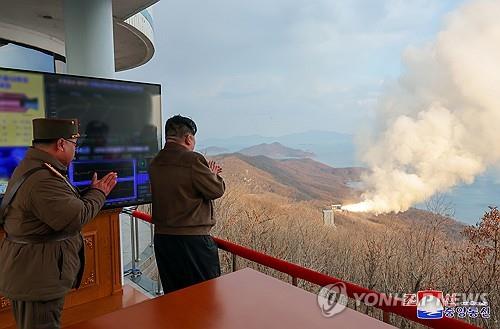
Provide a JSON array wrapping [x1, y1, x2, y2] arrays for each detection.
[[424, 192, 455, 218]]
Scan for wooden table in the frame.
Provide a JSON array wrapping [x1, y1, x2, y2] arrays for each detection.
[[66, 268, 395, 329]]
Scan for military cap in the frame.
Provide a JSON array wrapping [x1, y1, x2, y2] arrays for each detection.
[[32, 118, 81, 142]]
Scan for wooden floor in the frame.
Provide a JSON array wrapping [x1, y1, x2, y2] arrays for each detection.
[[0, 285, 150, 329]]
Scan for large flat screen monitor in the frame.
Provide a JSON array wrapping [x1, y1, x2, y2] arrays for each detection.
[[0, 67, 162, 209]]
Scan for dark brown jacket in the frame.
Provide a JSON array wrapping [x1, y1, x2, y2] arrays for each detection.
[[0, 148, 106, 301], [149, 143, 225, 235]]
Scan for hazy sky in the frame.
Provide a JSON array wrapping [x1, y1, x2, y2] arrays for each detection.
[[117, 0, 466, 141], [0, 1, 466, 141]]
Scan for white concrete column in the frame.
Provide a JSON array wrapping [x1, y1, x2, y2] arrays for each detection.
[[63, 0, 115, 78]]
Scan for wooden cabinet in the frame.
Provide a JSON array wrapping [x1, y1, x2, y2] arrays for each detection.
[[0, 210, 122, 328]]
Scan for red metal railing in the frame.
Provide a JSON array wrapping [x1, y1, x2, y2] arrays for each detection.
[[130, 210, 480, 329]]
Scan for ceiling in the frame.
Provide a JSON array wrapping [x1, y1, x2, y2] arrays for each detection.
[[0, 0, 159, 70]]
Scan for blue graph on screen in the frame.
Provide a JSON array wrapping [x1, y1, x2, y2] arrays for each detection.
[[0, 147, 28, 194]]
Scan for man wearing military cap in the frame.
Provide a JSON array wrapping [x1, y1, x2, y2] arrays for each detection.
[[0, 118, 118, 329]]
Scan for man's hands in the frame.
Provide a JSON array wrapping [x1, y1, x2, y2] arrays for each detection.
[[91, 172, 118, 196], [208, 160, 222, 175]]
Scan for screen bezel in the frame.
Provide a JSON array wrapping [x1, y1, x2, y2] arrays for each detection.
[[0, 66, 162, 209]]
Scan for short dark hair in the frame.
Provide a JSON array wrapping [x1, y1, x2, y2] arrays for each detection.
[[165, 115, 197, 138]]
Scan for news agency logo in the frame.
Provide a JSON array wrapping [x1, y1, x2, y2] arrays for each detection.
[[416, 290, 444, 319], [317, 282, 348, 317], [403, 291, 490, 320]]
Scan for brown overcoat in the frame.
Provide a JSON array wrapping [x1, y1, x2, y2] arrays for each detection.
[[149, 143, 225, 235], [0, 148, 106, 301]]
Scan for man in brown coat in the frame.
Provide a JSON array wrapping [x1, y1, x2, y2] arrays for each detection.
[[0, 118, 117, 329], [150, 115, 225, 293]]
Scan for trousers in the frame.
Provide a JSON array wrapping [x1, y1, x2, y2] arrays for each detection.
[[11, 297, 65, 329], [154, 234, 221, 294]]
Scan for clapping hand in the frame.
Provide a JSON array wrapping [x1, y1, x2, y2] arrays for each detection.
[[91, 172, 118, 196], [208, 160, 222, 175]]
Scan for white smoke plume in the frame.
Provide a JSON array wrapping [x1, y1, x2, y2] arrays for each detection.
[[343, 0, 500, 214]]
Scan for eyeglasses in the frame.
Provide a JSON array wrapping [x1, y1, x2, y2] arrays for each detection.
[[64, 139, 78, 146]]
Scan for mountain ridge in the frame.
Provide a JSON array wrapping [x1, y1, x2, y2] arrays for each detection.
[[238, 142, 315, 159]]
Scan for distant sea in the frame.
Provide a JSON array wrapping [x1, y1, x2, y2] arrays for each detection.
[[436, 172, 500, 225]]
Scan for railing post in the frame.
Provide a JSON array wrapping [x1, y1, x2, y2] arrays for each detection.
[[231, 253, 237, 272], [129, 213, 139, 277], [382, 311, 390, 324], [134, 216, 140, 262], [149, 222, 154, 248]]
